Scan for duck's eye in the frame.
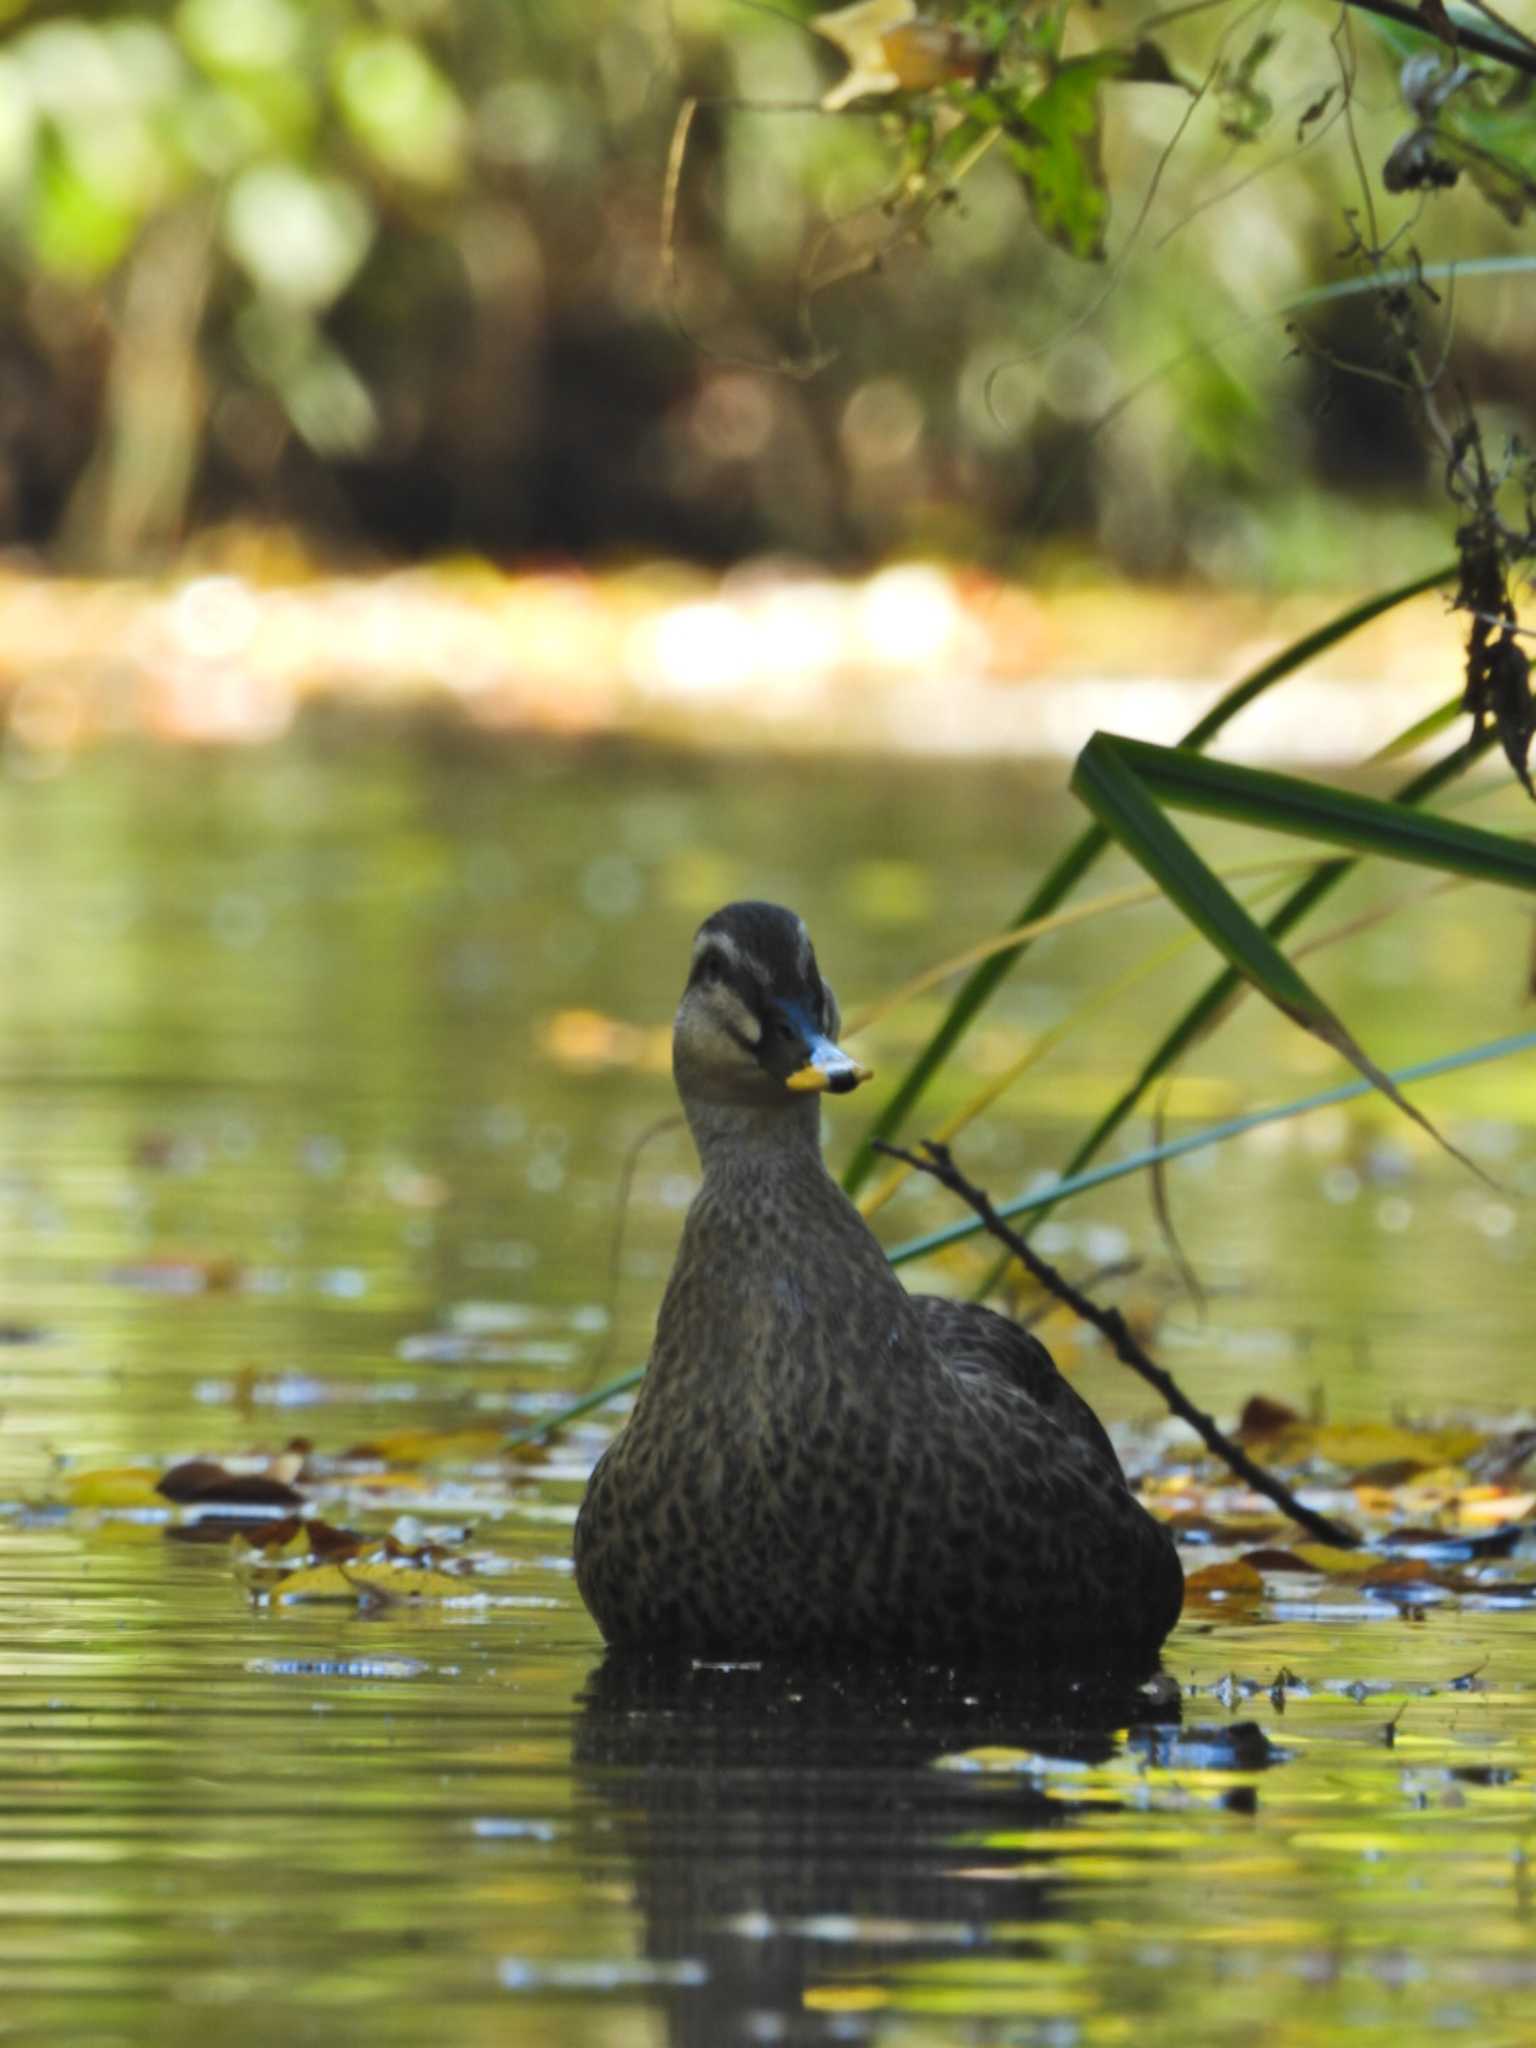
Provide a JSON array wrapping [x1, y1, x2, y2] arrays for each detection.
[[693, 947, 727, 985]]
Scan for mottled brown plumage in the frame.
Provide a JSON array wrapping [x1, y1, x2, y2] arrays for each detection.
[[574, 902, 1183, 1663]]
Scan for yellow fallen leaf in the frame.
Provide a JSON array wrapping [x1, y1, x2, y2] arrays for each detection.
[[1290, 1543, 1373, 1576], [1457, 1489, 1536, 1527], [268, 1558, 475, 1605], [268, 1562, 358, 1602], [1350, 1485, 1408, 1518], [1392, 1463, 1476, 1496], [1309, 1423, 1485, 1469], [351, 1562, 475, 1601], [350, 1426, 507, 1467], [232, 1521, 310, 1564], [804, 1988, 888, 2013], [66, 1469, 163, 1508]]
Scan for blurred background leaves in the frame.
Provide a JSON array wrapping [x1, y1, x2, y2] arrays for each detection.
[[0, 0, 1528, 579]]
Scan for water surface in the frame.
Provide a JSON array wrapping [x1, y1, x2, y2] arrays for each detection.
[[2, 726, 1534, 2046]]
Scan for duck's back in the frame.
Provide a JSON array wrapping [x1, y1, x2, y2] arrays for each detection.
[[913, 1293, 1124, 1469]]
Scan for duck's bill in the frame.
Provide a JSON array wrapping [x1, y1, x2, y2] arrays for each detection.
[[785, 1035, 873, 1095]]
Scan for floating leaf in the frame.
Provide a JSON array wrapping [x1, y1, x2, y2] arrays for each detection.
[[157, 1459, 304, 1507], [66, 1468, 164, 1508], [1290, 1543, 1383, 1577], [1242, 1417, 1487, 1473], [345, 1425, 509, 1467], [1185, 1559, 1265, 1598], [1240, 1548, 1319, 1574], [1236, 1394, 1303, 1442], [239, 1525, 481, 1606]]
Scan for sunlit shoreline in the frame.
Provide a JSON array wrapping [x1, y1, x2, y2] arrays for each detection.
[[0, 550, 1467, 764]]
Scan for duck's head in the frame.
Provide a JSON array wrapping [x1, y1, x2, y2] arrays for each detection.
[[673, 901, 872, 1110]]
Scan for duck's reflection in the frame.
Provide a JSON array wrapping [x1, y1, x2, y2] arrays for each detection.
[[573, 1651, 1186, 2045]]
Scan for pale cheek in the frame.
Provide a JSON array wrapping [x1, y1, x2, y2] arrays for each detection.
[[718, 992, 762, 1045]]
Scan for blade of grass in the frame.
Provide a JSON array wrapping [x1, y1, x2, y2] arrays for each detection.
[[844, 857, 1315, 1038], [1017, 728, 1499, 1242], [857, 869, 1304, 1219], [506, 1368, 646, 1451], [1071, 733, 1497, 1171], [1372, 693, 1463, 762], [841, 561, 1457, 1196], [1087, 737, 1536, 888]]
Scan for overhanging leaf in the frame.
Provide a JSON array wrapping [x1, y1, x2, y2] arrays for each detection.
[[841, 563, 1457, 1198], [1089, 737, 1536, 888], [1030, 730, 1499, 1246], [1070, 732, 1536, 1173], [988, 58, 1116, 259]]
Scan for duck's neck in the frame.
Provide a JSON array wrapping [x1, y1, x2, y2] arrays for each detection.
[[683, 1095, 827, 1181], [646, 1093, 914, 1410]]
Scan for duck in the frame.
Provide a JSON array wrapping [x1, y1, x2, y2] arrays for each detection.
[[574, 901, 1183, 1665]]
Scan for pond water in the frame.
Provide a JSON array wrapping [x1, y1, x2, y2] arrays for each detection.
[[1, 723, 1534, 2047]]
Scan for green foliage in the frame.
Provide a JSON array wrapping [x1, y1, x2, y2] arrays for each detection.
[[840, 564, 1457, 1197], [981, 49, 1164, 261], [1070, 731, 1536, 1158], [0, 1, 1529, 572]]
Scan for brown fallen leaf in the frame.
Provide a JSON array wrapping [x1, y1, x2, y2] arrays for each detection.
[[166, 1517, 288, 1546], [1240, 1548, 1320, 1574], [1185, 1560, 1265, 1597], [1357, 1557, 1459, 1590], [1235, 1394, 1302, 1442], [232, 1516, 362, 1558], [156, 1460, 304, 1508], [155, 1458, 234, 1501], [1350, 1458, 1432, 1488]]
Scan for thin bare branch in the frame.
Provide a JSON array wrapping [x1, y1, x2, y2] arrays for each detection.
[[1337, 0, 1536, 78], [876, 1137, 1361, 1548]]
